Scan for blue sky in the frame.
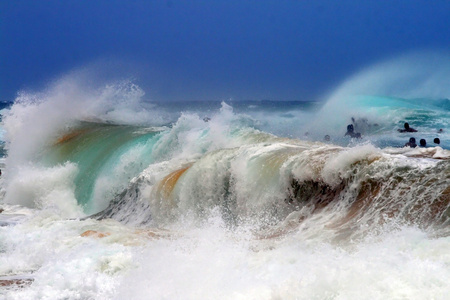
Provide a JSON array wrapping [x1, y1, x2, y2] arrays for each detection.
[[1, 0, 449, 102]]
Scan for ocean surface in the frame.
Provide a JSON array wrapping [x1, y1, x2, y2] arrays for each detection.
[[0, 80, 449, 299]]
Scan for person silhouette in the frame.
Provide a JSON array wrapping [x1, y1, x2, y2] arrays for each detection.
[[345, 124, 354, 136], [419, 139, 426, 147], [398, 122, 417, 133], [404, 137, 417, 148], [433, 138, 440, 145], [345, 124, 361, 138]]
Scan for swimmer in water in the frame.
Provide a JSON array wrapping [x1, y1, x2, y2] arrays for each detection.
[[404, 137, 417, 148], [345, 124, 362, 138], [398, 122, 417, 133]]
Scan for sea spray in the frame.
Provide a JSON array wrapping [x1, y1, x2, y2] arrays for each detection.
[[1, 52, 450, 299]]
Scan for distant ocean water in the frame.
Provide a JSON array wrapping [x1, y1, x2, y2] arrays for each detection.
[[0, 78, 449, 299]]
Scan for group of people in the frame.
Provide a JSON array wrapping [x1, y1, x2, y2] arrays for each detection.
[[322, 121, 443, 147], [400, 122, 442, 148], [404, 137, 441, 148]]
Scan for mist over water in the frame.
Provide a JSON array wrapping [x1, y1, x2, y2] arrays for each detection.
[[0, 52, 449, 299], [330, 51, 450, 99], [307, 51, 450, 148]]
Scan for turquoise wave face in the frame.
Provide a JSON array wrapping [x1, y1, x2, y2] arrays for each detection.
[[41, 122, 162, 213]]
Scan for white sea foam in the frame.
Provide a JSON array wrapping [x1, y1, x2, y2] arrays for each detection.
[[1, 141, 448, 299], [2, 208, 448, 300], [113, 223, 450, 300], [321, 143, 381, 186], [1, 55, 449, 299], [2, 163, 83, 218]]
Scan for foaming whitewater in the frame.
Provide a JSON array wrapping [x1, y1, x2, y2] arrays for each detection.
[[1, 55, 450, 299]]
